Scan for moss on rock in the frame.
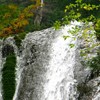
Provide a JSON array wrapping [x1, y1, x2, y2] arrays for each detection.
[[2, 53, 16, 100]]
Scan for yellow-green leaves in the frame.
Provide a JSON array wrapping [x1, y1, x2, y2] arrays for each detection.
[[82, 4, 100, 11], [64, 0, 100, 23], [75, 0, 82, 4], [69, 44, 75, 48], [8, 4, 18, 10], [61, 0, 100, 58], [95, 19, 100, 33], [94, 19, 100, 39], [68, 26, 80, 35], [63, 35, 70, 40], [53, 21, 61, 30]]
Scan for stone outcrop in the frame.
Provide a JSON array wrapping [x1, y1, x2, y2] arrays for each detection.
[[0, 23, 99, 100]]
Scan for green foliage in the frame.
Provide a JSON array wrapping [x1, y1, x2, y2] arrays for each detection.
[[69, 44, 75, 48], [88, 54, 100, 71], [63, 0, 100, 24], [0, 0, 41, 38], [14, 32, 27, 47], [68, 26, 80, 35], [0, 0, 70, 39], [54, 0, 100, 60], [0, 4, 21, 31], [2, 53, 16, 100], [53, 0, 100, 75], [39, 0, 66, 29], [53, 21, 61, 30], [95, 19, 100, 32], [94, 19, 100, 40], [63, 35, 70, 40]]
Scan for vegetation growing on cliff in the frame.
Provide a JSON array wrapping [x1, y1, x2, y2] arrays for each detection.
[[2, 53, 16, 100], [53, 0, 100, 74], [88, 53, 100, 77], [53, 1, 100, 64]]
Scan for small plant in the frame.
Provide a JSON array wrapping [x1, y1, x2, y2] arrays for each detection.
[[14, 32, 27, 48], [69, 44, 75, 48], [53, 21, 61, 30], [88, 53, 100, 78], [94, 19, 100, 40]]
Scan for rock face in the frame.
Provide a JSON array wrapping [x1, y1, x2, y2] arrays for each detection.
[[14, 26, 78, 100], [0, 40, 3, 100], [0, 37, 18, 100], [0, 22, 99, 100]]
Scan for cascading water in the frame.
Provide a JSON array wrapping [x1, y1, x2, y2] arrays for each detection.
[[0, 21, 99, 100], [43, 26, 78, 100], [13, 22, 80, 100]]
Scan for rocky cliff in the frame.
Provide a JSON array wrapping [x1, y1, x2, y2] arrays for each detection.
[[0, 22, 100, 100]]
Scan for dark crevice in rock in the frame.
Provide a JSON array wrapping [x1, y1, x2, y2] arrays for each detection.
[[77, 82, 93, 100], [2, 44, 14, 58], [89, 70, 100, 80]]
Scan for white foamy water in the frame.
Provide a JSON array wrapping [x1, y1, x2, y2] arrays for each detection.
[[43, 25, 78, 100], [12, 22, 80, 100], [13, 56, 24, 100]]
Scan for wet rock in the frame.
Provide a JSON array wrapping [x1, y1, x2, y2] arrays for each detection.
[[2, 44, 14, 58]]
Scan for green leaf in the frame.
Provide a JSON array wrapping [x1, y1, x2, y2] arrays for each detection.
[[53, 21, 61, 30], [69, 44, 75, 48], [63, 35, 70, 40]]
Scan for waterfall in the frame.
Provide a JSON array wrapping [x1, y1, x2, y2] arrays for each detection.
[[13, 22, 80, 100], [0, 21, 99, 100], [43, 26, 78, 100]]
